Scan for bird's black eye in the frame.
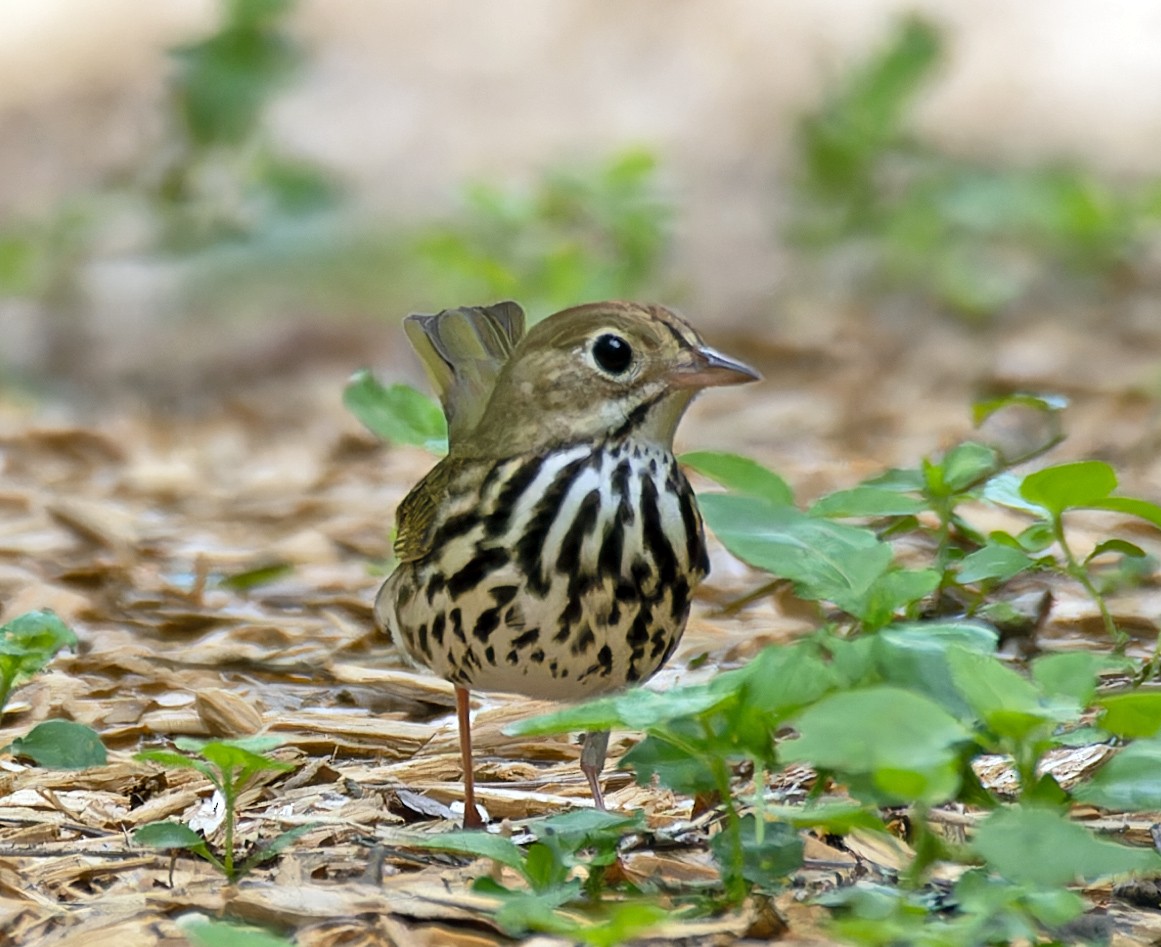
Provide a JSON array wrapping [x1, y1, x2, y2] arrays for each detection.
[[592, 334, 633, 375]]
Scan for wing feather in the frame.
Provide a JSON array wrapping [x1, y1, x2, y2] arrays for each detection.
[[403, 301, 525, 444], [392, 460, 452, 563]]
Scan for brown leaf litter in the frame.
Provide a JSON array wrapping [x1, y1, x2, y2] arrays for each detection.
[[1, 311, 1161, 944]]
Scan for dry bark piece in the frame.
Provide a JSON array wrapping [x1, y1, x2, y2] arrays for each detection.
[[195, 688, 264, 737], [46, 498, 139, 550]]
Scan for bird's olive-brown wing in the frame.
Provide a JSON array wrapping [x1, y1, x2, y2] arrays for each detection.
[[391, 459, 454, 563]]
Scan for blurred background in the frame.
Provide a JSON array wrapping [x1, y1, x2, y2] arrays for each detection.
[[2, 0, 1161, 467]]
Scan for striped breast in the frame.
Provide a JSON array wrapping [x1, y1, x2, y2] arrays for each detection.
[[376, 439, 709, 700]]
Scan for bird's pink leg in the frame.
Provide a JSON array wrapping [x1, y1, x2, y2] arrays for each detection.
[[456, 685, 485, 829]]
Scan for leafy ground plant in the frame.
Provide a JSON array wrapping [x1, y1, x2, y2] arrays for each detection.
[[409, 808, 673, 943], [514, 620, 1161, 941], [352, 376, 1161, 942], [134, 735, 310, 882], [689, 393, 1161, 648], [0, 610, 106, 769], [0, 609, 77, 715]]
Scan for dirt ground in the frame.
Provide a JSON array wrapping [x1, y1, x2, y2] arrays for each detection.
[[0, 301, 1159, 945]]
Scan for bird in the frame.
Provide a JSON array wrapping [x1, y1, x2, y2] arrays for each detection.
[[375, 300, 759, 828]]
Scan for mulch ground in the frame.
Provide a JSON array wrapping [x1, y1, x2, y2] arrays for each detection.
[[1, 306, 1160, 945]]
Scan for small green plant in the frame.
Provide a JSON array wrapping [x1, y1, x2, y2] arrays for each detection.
[[515, 622, 1161, 941], [0, 610, 77, 715], [134, 735, 309, 882], [348, 378, 1161, 940], [414, 149, 672, 322], [410, 808, 672, 942], [0, 610, 105, 770], [791, 15, 1161, 317], [690, 393, 1160, 649]]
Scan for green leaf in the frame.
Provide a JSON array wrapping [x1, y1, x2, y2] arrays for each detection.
[[972, 392, 1068, 426], [864, 467, 925, 492], [733, 642, 841, 718], [862, 763, 961, 805], [5, 720, 106, 769], [1020, 461, 1117, 515], [809, 486, 926, 518], [240, 822, 316, 870], [1097, 691, 1161, 739], [948, 647, 1043, 715], [180, 916, 295, 947], [0, 610, 78, 713], [521, 842, 568, 891], [574, 902, 670, 947], [782, 687, 970, 805], [219, 561, 294, 590], [1085, 538, 1147, 564], [343, 371, 448, 453], [193, 738, 296, 777], [507, 682, 729, 736], [621, 727, 719, 795], [823, 634, 878, 688], [857, 568, 941, 628], [0, 610, 77, 660], [798, 15, 940, 203], [1087, 496, 1161, 531], [699, 494, 894, 614], [764, 803, 888, 835], [709, 815, 803, 887], [531, 807, 643, 847], [874, 621, 998, 715], [407, 830, 527, 872], [135, 749, 213, 772], [939, 441, 1000, 493], [0, 231, 42, 295], [170, 0, 299, 149], [951, 869, 1085, 933], [957, 543, 1036, 584], [981, 472, 1052, 516], [1074, 739, 1161, 810], [974, 805, 1160, 886], [486, 882, 583, 938], [1014, 522, 1056, 552], [134, 820, 207, 851], [1030, 652, 1101, 706], [1022, 887, 1088, 929], [175, 733, 285, 755], [948, 647, 1065, 741], [680, 451, 794, 505]]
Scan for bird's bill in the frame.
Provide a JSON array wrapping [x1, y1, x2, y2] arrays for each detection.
[[667, 345, 761, 389]]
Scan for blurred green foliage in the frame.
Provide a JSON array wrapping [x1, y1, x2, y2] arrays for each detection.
[[414, 149, 672, 321], [158, 0, 341, 251], [791, 15, 1161, 317], [0, 0, 347, 361], [172, 0, 299, 149], [0, 0, 671, 357]]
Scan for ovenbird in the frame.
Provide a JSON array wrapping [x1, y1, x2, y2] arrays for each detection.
[[375, 300, 758, 827]]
